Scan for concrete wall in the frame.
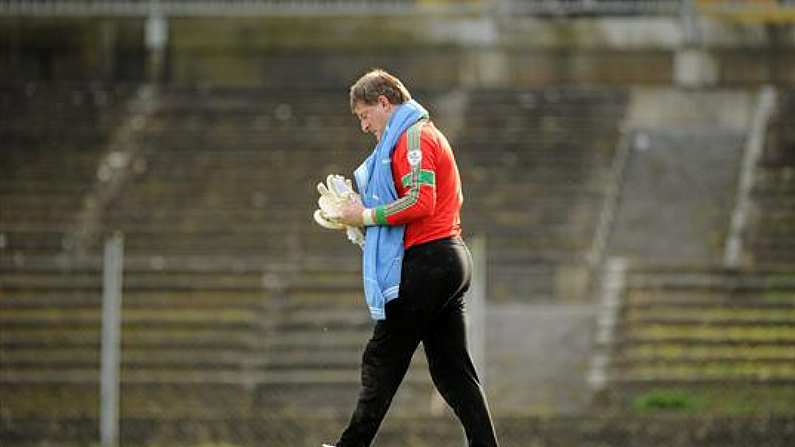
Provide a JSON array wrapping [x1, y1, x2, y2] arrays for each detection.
[[2, 15, 794, 86], [0, 18, 145, 81]]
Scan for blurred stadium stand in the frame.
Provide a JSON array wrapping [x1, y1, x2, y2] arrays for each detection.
[[0, 82, 136, 258], [2, 1, 795, 446], [457, 87, 628, 301], [0, 82, 627, 428], [597, 264, 795, 412]]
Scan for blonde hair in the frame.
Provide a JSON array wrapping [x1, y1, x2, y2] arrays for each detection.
[[349, 69, 412, 113]]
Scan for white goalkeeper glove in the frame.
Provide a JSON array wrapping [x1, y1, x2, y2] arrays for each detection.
[[313, 174, 365, 249]]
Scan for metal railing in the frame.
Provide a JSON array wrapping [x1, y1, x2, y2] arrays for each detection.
[[0, 0, 475, 17], [723, 86, 777, 269], [0, 0, 686, 17], [503, 0, 682, 16]]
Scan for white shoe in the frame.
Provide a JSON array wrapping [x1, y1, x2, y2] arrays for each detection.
[[322, 444, 336, 447]]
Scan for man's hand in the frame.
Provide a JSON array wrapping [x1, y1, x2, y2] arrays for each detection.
[[336, 196, 366, 227], [313, 174, 366, 249]]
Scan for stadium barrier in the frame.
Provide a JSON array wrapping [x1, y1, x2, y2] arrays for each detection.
[[0, 0, 474, 17], [724, 86, 777, 268], [0, 0, 683, 17]]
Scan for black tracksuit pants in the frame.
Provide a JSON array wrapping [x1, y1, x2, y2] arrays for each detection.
[[336, 237, 499, 447]]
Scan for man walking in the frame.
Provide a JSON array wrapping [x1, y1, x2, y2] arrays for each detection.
[[324, 69, 499, 447]]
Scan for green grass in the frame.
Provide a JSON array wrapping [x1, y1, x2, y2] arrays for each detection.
[[632, 386, 795, 416], [633, 389, 697, 412]]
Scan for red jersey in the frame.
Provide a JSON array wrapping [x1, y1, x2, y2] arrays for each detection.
[[371, 121, 463, 249]]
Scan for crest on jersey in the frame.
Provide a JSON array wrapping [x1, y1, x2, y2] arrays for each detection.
[[408, 149, 422, 167]]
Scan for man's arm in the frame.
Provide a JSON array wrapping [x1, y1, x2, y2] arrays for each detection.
[[337, 129, 437, 227]]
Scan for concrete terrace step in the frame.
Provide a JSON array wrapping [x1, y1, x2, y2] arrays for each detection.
[[0, 271, 273, 291], [465, 181, 606, 197], [1, 288, 268, 307], [103, 207, 321, 224], [2, 157, 105, 172], [106, 235, 289, 251], [620, 318, 795, 328], [1, 327, 260, 350], [465, 150, 608, 170], [146, 116, 358, 132], [104, 213, 310, 228], [750, 194, 795, 209], [0, 253, 357, 272], [619, 324, 795, 343], [271, 303, 355, 331], [0, 347, 261, 370], [2, 119, 120, 133], [613, 337, 795, 349], [624, 271, 795, 291], [0, 213, 80, 226], [281, 292, 364, 309], [267, 330, 365, 351], [274, 308, 368, 331], [467, 217, 597, 236], [753, 218, 795, 235], [751, 254, 795, 266], [0, 194, 85, 209], [613, 357, 795, 370], [0, 231, 70, 250], [486, 233, 592, 252], [266, 349, 430, 372], [1, 267, 355, 293], [623, 305, 795, 322], [0, 223, 81, 234], [0, 308, 261, 328], [610, 362, 795, 383], [617, 343, 795, 363], [624, 290, 795, 306], [139, 130, 364, 148], [108, 234, 330, 253], [155, 91, 348, 110], [751, 239, 795, 251], [265, 350, 364, 370], [464, 162, 612, 181], [1, 369, 266, 385], [466, 192, 604, 211]]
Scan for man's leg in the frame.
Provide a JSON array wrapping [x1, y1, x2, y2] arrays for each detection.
[[423, 296, 499, 447], [337, 301, 422, 447]]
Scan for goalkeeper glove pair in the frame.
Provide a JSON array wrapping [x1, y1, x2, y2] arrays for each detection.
[[313, 174, 365, 249]]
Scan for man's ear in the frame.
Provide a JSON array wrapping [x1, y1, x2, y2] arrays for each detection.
[[378, 95, 391, 109]]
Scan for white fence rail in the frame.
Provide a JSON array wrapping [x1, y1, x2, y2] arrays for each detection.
[[100, 232, 124, 447], [723, 86, 777, 269]]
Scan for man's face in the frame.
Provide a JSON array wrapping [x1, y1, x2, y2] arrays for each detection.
[[353, 96, 393, 142]]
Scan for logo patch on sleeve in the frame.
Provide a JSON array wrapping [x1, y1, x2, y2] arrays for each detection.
[[407, 150, 422, 167]]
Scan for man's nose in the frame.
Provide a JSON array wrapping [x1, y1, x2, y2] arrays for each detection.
[[360, 120, 369, 133]]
